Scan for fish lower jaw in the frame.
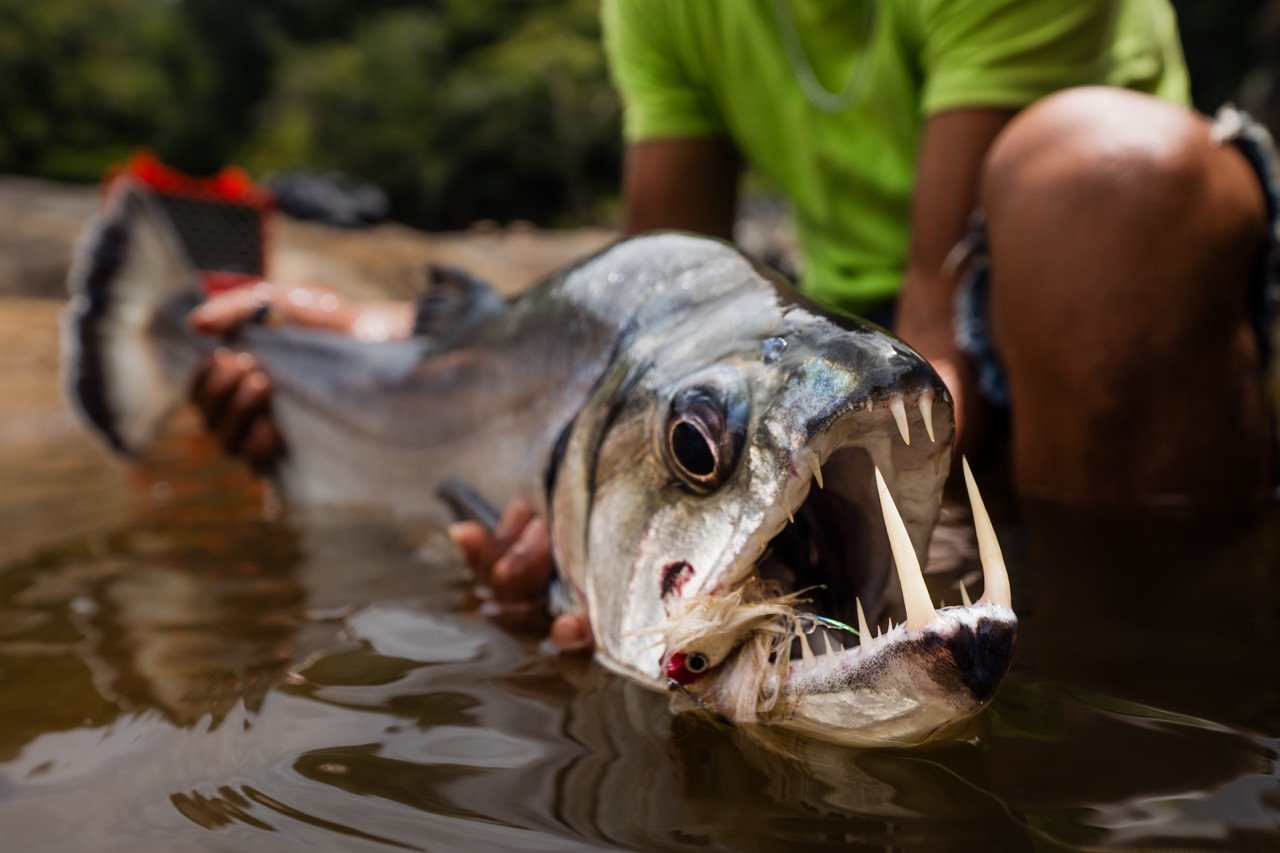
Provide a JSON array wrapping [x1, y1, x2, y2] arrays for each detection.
[[782, 603, 1017, 691], [773, 604, 1019, 747], [759, 458, 1019, 746]]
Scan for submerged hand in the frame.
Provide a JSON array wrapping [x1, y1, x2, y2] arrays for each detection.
[[449, 498, 592, 653]]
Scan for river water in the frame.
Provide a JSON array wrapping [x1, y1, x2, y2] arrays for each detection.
[[2, 299, 1279, 851]]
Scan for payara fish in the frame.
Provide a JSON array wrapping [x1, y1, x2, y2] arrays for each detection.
[[64, 186, 1016, 748]]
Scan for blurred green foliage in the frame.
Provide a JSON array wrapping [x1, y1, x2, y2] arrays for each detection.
[[0, 0, 1267, 228], [0, 0, 619, 228]]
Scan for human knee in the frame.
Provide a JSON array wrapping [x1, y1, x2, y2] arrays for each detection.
[[981, 87, 1266, 336], [981, 87, 1225, 226]]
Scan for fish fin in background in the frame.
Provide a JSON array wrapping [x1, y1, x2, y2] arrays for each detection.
[[413, 264, 505, 344], [62, 187, 206, 456]]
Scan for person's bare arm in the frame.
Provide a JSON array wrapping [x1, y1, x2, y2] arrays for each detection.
[[189, 282, 415, 467], [895, 108, 1015, 454], [623, 136, 740, 237]]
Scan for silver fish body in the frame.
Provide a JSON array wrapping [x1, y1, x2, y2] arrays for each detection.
[[65, 188, 1017, 747]]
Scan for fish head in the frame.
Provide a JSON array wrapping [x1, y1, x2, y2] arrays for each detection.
[[547, 234, 1016, 747]]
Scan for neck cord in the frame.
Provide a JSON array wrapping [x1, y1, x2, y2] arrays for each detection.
[[771, 0, 877, 114]]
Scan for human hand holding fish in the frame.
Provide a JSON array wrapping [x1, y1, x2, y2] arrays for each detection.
[[448, 497, 592, 652]]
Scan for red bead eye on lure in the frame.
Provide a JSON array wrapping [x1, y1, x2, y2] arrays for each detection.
[[665, 651, 711, 687]]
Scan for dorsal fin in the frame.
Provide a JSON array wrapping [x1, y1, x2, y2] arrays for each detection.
[[413, 264, 504, 342]]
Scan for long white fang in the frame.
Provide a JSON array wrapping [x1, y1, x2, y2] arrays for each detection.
[[962, 457, 1012, 608], [806, 453, 824, 489], [856, 597, 872, 648], [820, 630, 835, 656], [786, 505, 795, 524], [874, 466, 937, 631], [959, 578, 973, 607], [920, 393, 936, 443], [889, 397, 911, 445]]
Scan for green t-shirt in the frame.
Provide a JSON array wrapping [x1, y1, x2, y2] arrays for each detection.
[[602, 0, 1190, 314]]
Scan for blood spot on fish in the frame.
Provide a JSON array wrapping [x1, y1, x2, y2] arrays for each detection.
[[660, 561, 695, 599]]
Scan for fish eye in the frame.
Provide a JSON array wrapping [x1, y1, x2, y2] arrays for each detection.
[[685, 652, 709, 673], [663, 386, 748, 494]]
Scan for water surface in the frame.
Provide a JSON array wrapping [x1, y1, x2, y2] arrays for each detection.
[[2, 300, 1279, 851]]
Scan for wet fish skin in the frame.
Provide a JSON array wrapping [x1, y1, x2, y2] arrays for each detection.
[[64, 187, 1017, 747]]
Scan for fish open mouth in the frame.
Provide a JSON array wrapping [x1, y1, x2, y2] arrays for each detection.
[[662, 387, 1018, 747], [760, 388, 955, 647]]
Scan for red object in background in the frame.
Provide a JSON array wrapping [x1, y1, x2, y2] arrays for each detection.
[[105, 151, 275, 295]]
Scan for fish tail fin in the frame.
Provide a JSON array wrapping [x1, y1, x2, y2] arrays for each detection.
[[62, 188, 205, 456]]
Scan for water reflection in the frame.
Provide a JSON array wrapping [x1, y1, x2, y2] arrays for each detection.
[[0, 523, 298, 761], [1018, 503, 1280, 728], [0, 491, 1274, 850], [0, 454, 1279, 849]]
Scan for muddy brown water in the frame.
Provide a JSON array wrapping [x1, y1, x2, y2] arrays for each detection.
[[2, 299, 1280, 851]]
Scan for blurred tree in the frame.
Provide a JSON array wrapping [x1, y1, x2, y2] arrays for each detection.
[[243, 0, 619, 228], [159, 0, 281, 173], [244, 9, 452, 223], [475, 1, 623, 221], [0, 0, 191, 180]]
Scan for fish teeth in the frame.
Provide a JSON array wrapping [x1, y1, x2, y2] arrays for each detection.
[[856, 597, 873, 651], [961, 457, 1012, 608], [959, 578, 973, 607], [919, 393, 936, 443], [820, 629, 835, 656], [889, 396, 911, 445], [874, 466, 937, 631], [806, 453, 825, 490]]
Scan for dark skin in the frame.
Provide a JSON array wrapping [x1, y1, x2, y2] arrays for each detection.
[[191, 90, 1276, 649], [981, 88, 1272, 505]]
